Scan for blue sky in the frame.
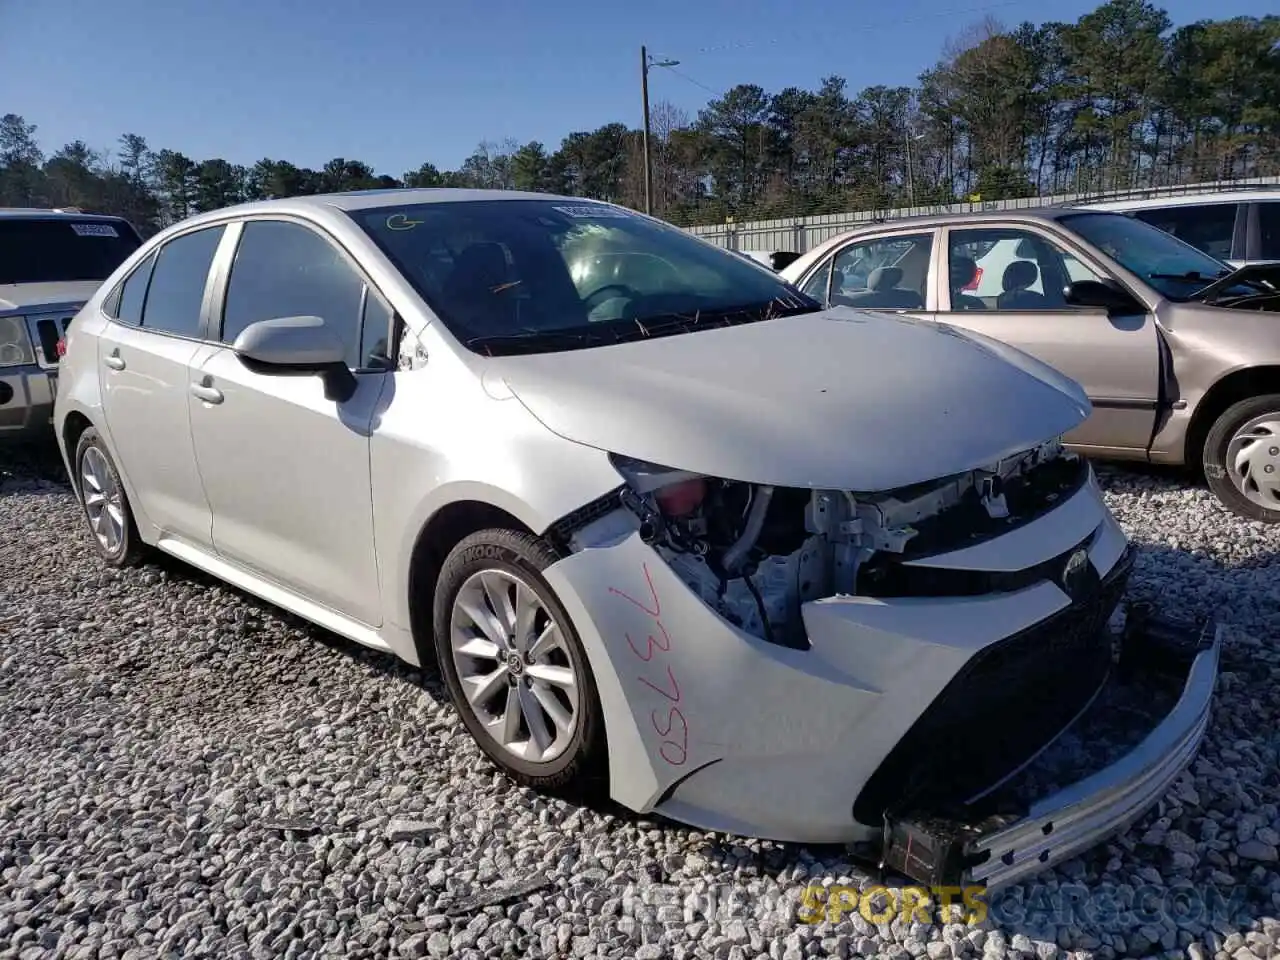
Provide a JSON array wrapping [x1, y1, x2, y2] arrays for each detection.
[[6, 0, 1274, 177]]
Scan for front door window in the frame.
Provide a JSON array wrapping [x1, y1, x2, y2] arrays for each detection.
[[945, 228, 1105, 312]]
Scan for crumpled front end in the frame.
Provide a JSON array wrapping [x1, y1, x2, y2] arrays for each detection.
[[539, 443, 1218, 889]]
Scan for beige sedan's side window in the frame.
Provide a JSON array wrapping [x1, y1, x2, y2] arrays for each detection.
[[946, 228, 1105, 312], [827, 234, 932, 309]]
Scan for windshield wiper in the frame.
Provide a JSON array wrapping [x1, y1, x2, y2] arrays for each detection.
[[1150, 266, 1276, 302], [466, 297, 820, 356], [632, 297, 820, 336], [466, 328, 616, 355], [1147, 270, 1229, 282]]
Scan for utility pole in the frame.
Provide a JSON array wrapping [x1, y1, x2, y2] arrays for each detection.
[[905, 132, 925, 207], [641, 45, 652, 215], [640, 46, 679, 216], [905, 134, 915, 207]]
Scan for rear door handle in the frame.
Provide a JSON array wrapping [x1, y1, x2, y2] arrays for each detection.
[[103, 351, 125, 371], [190, 382, 224, 405]]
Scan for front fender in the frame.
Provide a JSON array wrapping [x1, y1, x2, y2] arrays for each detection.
[[372, 428, 625, 637]]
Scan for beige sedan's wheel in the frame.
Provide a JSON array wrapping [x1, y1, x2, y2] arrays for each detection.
[[1204, 394, 1280, 524], [431, 528, 606, 794]]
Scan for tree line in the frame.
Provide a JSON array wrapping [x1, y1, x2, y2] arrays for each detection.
[[3, 0, 1277, 234]]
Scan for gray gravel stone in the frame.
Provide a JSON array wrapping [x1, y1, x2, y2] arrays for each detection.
[[1237, 840, 1279, 862], [2, 449, 1278, 959]]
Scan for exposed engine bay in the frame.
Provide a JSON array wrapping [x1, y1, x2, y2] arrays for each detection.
[[558, 439, 1089, 648]]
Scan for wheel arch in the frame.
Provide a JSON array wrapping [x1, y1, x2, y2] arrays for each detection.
[[57, 404, 156, 539], [60, 410, 95, 496], [1185, 364, 1280, 476], [406, 497, 538, 666]]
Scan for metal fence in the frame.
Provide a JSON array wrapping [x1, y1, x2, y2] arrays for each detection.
[[684, 176, 1280, 253]]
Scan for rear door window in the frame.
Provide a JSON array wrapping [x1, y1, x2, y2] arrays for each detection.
[[828, 233, 932, 309], [799, 259, 832, 302], [1131, 203, 1237, 260], [139, 226, 225, 339], [1258, 202, 1280, 261], [111, 252, 158, 326]]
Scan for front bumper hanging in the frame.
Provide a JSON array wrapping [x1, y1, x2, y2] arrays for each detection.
[[877, 603, 1221, 892]]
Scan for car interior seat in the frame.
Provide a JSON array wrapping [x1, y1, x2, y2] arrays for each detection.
[[997, 260, 1049, 310], [841, 266, 924, 309], [949, 255, 987, 310], [442, 242, 520, 334]]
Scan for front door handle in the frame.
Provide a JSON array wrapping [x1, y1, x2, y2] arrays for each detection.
[[190, 382, 224, 405], [103, 351, 125, 371]]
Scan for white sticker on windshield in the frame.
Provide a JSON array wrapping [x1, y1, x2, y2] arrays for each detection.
[[70, 223, 119, 238], [552, 204, 632, 220]]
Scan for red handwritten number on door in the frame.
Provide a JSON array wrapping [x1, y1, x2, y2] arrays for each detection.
[[610, 563, 689, 766]]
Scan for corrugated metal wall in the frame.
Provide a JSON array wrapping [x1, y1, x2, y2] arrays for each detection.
[[684, 176, 1280, 252]]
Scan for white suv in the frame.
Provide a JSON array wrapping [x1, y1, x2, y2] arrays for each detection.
[[0, 208, 144, 441], [1080, 188, 1280, 267]]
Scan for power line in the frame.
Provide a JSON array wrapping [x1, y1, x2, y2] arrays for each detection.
[[661, 64, 724, 99]]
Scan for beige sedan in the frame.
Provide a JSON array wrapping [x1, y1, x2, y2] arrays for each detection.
[[781, 206, 1280, 523]]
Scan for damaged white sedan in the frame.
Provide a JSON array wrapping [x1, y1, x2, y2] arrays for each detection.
[[54, 189, 1220, 892]]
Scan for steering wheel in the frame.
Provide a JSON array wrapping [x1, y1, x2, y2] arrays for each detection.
[[582, 284, 636, 312]]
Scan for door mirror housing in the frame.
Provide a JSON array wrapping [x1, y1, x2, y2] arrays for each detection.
[[232, 315, 358, 403], [1064, 279, 1142, 314]]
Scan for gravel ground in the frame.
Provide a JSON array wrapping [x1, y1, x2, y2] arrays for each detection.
[[2, 446, 1279, 960]]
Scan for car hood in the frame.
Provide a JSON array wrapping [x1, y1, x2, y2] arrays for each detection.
[[1186, 261, 1280, 305], [483, 307, 1092, 491], [0, 280, 101, 313]]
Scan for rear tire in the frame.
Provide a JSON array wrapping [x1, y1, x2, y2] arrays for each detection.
[[73, 427, 146, 566], [1202, 393, 1280, 523], [432, 528, 607, 795]]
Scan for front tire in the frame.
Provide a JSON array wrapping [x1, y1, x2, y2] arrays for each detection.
[[432, 528, 607, 794], [1203, 393, 1280, 523], [73, 427, 146, 566]]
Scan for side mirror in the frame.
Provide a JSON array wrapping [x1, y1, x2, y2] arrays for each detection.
[[1063, 279, 1141, 314], [232, 315, 358, 403]]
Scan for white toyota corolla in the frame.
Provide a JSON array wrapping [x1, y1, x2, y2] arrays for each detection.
[[53, 189, 1219, 891]]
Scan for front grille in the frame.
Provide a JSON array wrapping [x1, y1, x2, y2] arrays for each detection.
[[851, 544, 1134, 826], [30, 315, 73, 366], [857, 528, 1100, 598], [894, 454, 1090, 562]]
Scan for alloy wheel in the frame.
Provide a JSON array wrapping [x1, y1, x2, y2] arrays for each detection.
[[80, 445, 125, 554], [448, 568, 580, 764]]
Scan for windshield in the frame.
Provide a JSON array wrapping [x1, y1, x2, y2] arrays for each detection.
[[352, 199, 819, 354], [0, 218, 142, 286], [1058, 211, 1260, 301]]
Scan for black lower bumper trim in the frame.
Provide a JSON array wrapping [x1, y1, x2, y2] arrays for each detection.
[[875, 603, 1212, 888], [851, 544, 1134, 828]]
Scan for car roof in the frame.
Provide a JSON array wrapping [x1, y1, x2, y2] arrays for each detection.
[[808, 206, 1093, 235], [793, 206, 1090, 257], [780, 204, 1136, 279], [136, 188, 632, 238], [1076, 189, 1280, 211], [0, 207, 131, 222], [181, 188, 592, 220]]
